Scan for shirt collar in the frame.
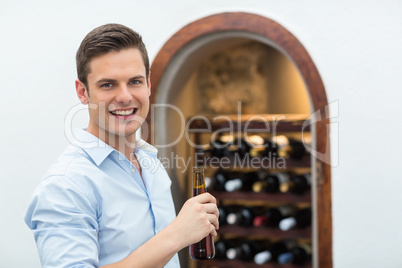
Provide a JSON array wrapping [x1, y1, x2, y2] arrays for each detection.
[[71, 129, 159, 166], [135, 139, 158, 156], [71, 128, 115, 166]]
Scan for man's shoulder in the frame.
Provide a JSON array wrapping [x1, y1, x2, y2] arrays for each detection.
[[43, 144, 95, 180]]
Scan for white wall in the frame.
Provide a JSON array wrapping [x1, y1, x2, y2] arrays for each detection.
[[1, 0, 401, 267]]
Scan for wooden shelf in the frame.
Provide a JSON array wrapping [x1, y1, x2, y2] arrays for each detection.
[[218, 225, 312, 239], [200, 155, 311, 169], [210, 191, 311, 203], [187, 114, 311, 133], [196, 259, 312, 268]]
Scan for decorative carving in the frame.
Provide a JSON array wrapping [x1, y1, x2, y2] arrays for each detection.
[[197, 42, 270, 114]]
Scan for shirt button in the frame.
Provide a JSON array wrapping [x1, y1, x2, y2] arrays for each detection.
[[131, 168, 135, 173]]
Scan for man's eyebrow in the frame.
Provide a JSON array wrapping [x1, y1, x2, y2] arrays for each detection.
[[95, 76, 146, 84], [95, 78, 117, 84], [129, 75, 146, 80]]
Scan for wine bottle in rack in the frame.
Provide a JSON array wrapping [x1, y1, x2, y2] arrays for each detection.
[[205, 170, 242, 191], [277, 242, 312, 265], [214, 238, 242, 259], [254, 240, 297, 265], [204, 172, 226, 191], [288, 173, 311, 194], [247, 134, 278, 158], [201, 134, 234, 158], [252, 172, 291, 194], [218, 206, 227, 226], [279, 207, 312, 231], [226, 206, 264, 227], [226, 239, 271, 261], [253, 205, 294, 228], [217, 205, 242, 226], [272, 135, 309, 160], [227, 136, 252, 158], [224, 171, 260, 192]]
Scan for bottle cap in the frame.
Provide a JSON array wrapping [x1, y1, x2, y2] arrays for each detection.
[[254, 250, 272, 265], [277, 252, 293, 264], [247, 135, 265, 145], [193, 166, 204, 172], [253, 216, 267, 227], [273, 135, 289, 146], [252, 181, 264, 192], [219, 134, 234, 143], [226, 213, 238, 225], [279, 217, 297, 231], [279, 182, 290, 193], [226, 248, 237, 260], [224, 179, 242, 192]]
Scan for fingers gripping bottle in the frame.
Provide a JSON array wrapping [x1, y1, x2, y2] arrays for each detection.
[[189, 166, 216, 260]]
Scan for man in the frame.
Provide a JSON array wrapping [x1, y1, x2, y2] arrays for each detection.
[[24, 23, 219, 268]]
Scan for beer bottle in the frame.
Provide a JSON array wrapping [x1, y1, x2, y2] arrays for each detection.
[[189, 166, 215, 260]]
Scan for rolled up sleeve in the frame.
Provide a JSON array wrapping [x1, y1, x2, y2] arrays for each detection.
[[24, 175, 100, 268]]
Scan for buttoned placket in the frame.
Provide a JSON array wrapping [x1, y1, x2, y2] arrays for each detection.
[[112, 149, 156, 234]]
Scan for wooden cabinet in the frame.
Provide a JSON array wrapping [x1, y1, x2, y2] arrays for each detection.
[[149, 12, 333, 268]]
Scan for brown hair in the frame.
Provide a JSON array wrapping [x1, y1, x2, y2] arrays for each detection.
[[76, 23, 149, 90]]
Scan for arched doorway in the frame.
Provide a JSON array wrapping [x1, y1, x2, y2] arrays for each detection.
[[148, 12, 332, 268]]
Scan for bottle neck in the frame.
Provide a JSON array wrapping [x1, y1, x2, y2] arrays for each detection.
[[192, 166, 206, 195]]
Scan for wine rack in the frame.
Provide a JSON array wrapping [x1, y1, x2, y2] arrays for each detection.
[[187, 115, 314, 268]]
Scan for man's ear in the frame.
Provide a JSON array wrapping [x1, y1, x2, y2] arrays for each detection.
[[75, 79, 89, 104], [147, 72, 151, 97]]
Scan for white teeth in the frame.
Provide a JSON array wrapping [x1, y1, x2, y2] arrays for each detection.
[[112, 109, 135, 116]]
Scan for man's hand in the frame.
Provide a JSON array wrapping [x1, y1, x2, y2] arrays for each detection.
[[172, 193, 219, 247]]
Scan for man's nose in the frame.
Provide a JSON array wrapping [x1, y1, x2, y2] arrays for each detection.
[[115, 84, 132, 104]]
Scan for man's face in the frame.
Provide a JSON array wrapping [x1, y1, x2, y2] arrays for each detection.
[[76, 48, 151, 143]]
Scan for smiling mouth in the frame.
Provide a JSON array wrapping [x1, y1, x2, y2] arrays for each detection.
[[109, 108, 138, 116]]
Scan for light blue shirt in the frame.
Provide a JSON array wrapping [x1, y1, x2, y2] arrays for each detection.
[[24, 129, 180, 267]]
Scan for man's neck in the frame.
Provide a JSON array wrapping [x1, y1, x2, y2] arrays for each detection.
[[87, 128, 144, 179], [108, 134, 137, 161], [86, 127, 137, 160]]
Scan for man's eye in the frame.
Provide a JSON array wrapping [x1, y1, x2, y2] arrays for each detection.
[[101, 83, 113, 88], [130, 80, 140, 85]]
